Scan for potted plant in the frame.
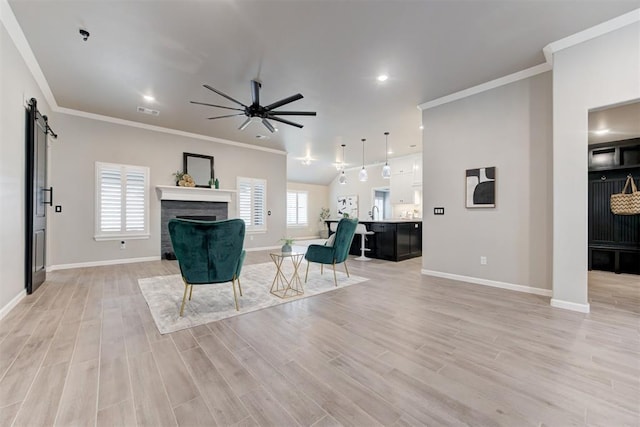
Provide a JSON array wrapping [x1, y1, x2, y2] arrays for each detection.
[[319, 207, 331, 238], [280, 237, 295, 253], [173, 170, 185, 186]]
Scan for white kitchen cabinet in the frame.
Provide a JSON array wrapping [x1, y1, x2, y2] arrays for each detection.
[[390, 171, 414, 204], [390, 154, 422, 204]]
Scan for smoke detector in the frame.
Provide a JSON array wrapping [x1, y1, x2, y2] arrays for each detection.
[[137, 106, 159, 116]]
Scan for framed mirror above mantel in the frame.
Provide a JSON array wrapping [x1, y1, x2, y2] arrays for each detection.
[[183, 152, 214, 187]]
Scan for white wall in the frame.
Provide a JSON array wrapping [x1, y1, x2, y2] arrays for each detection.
[[48, 112, 287, 266], [286, 181, 329, 238], [421, 72, 553, 291], [0, 22, 52, 313], [328, 164, 390, 220], [552, 22, 640, 309]]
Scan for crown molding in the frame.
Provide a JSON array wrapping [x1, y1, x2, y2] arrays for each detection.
[[1, 0, 58, 109], [1, 0, 286, 157], [418, 63, 551, 111], [419, 8, 640, 111], [543, 8, 640, 64], [57, 107, 288, 156]]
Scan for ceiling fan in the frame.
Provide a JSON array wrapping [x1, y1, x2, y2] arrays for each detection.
[[191, 80, 316, 133]]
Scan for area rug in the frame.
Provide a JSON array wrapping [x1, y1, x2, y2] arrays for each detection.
[[138, 261, 368, 334]]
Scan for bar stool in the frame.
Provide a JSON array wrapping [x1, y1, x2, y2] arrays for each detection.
[[354, 224, 374, 261]]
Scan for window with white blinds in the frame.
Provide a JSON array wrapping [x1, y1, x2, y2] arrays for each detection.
[[287, 191, 308, 226], [95, 162, 149, 240], [237, 177, 267, 232]]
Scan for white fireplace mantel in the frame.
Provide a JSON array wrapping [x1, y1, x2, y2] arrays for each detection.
[[155, 185, 236, 203]]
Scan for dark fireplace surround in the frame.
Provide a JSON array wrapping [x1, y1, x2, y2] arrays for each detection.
[[160, 200, 228, 259]]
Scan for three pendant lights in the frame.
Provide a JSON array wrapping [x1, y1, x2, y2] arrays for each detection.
[[339, 132, 391, 185]]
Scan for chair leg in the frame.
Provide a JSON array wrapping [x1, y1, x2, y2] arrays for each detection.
[[237, 277, 243, 296], [332, 262, 337, 287], [305, 261, 310, 283], [189, 284, 194, 300], [231, 276, 239, 311], [343, 260, 350, 278], [180, 283, 190, 317], [321, 264, 324, 275]]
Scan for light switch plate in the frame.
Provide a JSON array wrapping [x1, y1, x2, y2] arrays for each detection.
[[434, 207, 445, 215]]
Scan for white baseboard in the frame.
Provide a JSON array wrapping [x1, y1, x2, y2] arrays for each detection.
[[550, 298, 590, 313], [0, 289, 26, 321], [421, 269, 553, 297], [47, 256, 160, 272], [244, 245, 281, 252]]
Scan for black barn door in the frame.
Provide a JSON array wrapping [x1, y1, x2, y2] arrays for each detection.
[[26, 98, 51, 294]]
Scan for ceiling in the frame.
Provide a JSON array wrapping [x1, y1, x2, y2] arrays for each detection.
[[8, 1, 638, 184], [589, 101, 640, 145]]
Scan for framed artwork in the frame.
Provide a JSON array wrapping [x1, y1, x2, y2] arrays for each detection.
[[337, 195, 358, 217], [466, 167, 496, 208]]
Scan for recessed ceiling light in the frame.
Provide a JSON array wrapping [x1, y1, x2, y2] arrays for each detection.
[[409, 144, 416, 148], [419, 125, 424, 130], [593, 128, 610, 135], [387, 150, 393, 155], [377, 74, 388, 82], [143, 95, 155, 102]]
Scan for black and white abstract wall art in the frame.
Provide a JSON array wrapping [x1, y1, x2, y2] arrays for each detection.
[[466, 167, 496, 208], [337, 195, 358, 218]]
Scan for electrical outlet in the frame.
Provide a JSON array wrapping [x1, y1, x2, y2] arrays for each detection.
[[480, 256, 487, 265], [434, 207, 445, 215], [120, 241, 126, 250]]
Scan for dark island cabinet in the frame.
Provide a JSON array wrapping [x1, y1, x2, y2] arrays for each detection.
[[327, 220, 422, 262]]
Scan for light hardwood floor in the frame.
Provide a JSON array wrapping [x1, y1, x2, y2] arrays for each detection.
[[1, 253, 638, 426]]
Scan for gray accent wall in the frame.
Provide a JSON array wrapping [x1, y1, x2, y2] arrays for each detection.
[[47, 112, 287, 267], [421, 72, 553, 291]]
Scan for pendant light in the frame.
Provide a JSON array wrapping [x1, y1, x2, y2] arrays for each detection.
[[382, 132, 391, 179], [359, 138, 368, 182], [339, 144, 347, 185]]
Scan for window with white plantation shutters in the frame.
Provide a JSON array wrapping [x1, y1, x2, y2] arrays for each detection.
[[237, 177, 267, 232], [95, 162, 149, 240], [287, 191, 308, 226]]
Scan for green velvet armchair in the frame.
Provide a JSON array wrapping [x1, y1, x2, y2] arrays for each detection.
[[168, 218, 246, 316], [304, 218, 358, 286]]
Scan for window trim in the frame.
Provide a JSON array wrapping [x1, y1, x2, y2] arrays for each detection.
[[94, 162, 150, 241], [237, 176, 267, 232], [287, 190, 309, 227]]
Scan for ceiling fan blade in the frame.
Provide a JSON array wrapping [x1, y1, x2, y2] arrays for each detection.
[[238, 117, 252, 130], [268, 115, 304, 128], [190, 101, 244, 112], [203, 84, 247, 108], [264, 93, 303, 111], [269, 111, 317, 116], [251, 80, 260, 106], [207, 113, 245, 120], [261, 118, 276, 133]]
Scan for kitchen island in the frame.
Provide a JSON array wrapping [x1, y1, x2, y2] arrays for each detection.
[[325, 219, 422, 262]]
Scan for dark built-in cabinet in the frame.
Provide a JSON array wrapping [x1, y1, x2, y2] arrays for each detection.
[[588, 138, 640, 274], [326, 220, 422, 262]]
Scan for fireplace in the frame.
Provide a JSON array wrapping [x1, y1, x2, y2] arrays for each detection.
[[161, 200, 227, 259], [156, 185, 236, 259]]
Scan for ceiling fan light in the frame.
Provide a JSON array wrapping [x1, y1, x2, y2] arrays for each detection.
[[238, 117, 252, 130], [359, 167, 368, 182], [261, 118, 275, 133], [382, 163, 391, 179], [339, 171, 347, 185]]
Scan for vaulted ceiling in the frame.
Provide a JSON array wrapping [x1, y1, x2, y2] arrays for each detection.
[[8, 0, 638, 184]]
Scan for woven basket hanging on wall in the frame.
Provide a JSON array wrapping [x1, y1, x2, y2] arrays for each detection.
[[610, 175, 640, 215]]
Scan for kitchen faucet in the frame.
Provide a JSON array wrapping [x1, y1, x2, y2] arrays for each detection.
[[370, 205, 380, 220]]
